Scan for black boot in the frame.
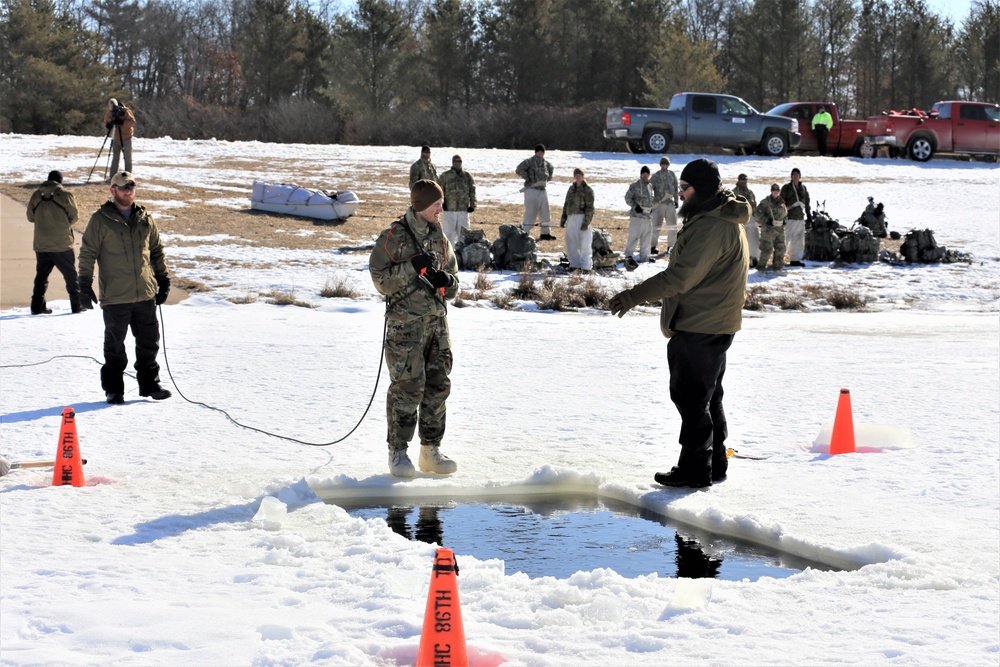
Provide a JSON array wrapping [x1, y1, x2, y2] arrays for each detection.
[[69, 293, 82, 314], [30, 295, 51, 315]]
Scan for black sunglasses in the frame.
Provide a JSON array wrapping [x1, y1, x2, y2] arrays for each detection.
[[678, 183, 693, 192]]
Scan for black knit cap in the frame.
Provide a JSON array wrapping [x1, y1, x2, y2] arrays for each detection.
[[534, 144, 545, 153], [47, 170, 63, 183], [411, 179, 444, 212], [680, 158, 722, 196], [640, 165, 650, 175]]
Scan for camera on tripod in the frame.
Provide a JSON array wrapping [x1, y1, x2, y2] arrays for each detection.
[[111, 104, 126, 125]]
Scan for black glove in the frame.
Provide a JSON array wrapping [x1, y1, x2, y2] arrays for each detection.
[[411, 254, 433, 274], [609, 290, 636, 318], [634, 205, 643, 214], [467, 206, 475, 213], [425, 269, 453, 290], [155, 274, 170, 305], [79, 277, 97, 310]]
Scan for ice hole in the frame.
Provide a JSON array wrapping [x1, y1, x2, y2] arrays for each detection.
[[337, 495, 840, 581]]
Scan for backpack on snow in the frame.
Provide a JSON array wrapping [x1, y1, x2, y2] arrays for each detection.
[[858, 201, 888, 238], [491, 224, 538, 271], [453, 228, 492, 271], [591, 228, 620, 269], [805, 210, 842, 262], [900, 229, 946, 263], [838, 225, 880, 263]]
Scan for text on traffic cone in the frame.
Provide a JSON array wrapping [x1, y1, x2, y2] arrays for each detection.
[[416, 547, 468, 667], [52, 407, 85, 487], [829, 388, 856, 455]]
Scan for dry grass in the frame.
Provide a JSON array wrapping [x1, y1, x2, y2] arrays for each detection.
[[320, 275, 361, 299], [261, 288, 316, 308]]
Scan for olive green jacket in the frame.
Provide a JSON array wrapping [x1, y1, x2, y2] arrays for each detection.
[[26, 181, 78, 252], [629, 190, 751, 338], [780, 181, 810, 220], [369, 208, 460, 322], [78, 201, 167, 307]]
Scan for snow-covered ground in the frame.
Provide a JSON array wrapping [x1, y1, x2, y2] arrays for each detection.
[[1, 135, 998, 666]]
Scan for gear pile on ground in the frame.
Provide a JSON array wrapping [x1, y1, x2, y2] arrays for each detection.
[[491, 224, 538, 271], [591, 228, 620, 269], [805, 209, 844, 262], [453, 229, 492, 271]]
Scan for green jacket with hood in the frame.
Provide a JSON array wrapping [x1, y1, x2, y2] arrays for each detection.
[[369, 208, 460, 322], [26, 181, 78, 252], [78, 201, 167, 307], [628, 190, 751, 338]]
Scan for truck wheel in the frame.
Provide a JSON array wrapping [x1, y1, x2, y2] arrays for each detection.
[[856, 140, 875, 159], [760, 132, 787, 157], [626, 140, 644, 154], [642, 130, 670, 154], [907, 136, 934, 161]]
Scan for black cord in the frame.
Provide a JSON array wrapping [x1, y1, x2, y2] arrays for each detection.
[[0, 307, 387, 447]]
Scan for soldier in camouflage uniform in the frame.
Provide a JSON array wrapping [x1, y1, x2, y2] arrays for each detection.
[[438, 155, 477, 246], [733, 173, 760, 268], [779, 168, 810, 267], [559, 167, 595, 271], [624, 166, 655, 264], [369, 180, 461, 478], [515, 144, 555, 240], [755, 184, 788, 272], [649, 157, 679, 254], [409, 145, 439, 188]]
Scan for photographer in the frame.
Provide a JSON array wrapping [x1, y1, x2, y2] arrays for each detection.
[[102, 98, 136, 179]]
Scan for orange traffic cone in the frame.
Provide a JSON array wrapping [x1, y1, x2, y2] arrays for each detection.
[[52, 407, 85, 487], [416, 548, 468, 667], [829, 388, 856, 455]]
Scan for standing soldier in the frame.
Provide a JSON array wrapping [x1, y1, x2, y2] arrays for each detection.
[[102, 99, 136, 178], [624, 166, 655, 266], [409, 145, 438, 188], [649, 156, 679, 255], [78, 171, 172, 404], [811, 106, 834, 157], [755, 184, 788, 272], [516, 144, 555, 241], [779, 167, 810, 267], [438, 155, 477, 246], [559, 167, 595, 272], [26, 170, 82, 314], [369, 180, 461, 478], [733, 173, 760, 269]]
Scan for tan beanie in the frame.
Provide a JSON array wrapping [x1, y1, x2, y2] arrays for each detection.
[[411, 179, 444, 212]]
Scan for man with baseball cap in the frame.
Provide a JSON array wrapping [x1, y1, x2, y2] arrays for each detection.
[[609, 158, 751, 489], [369, 179, 461, 478], [78, 171, 172, 404]]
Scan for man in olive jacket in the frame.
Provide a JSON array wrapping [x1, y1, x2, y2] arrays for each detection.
[[609, 158, 750, 488], [26, 170, 81, 314], [78, 171, 172, 404], [370, 180, 460, 478]]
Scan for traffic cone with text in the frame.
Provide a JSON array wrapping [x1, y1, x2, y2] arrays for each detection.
[[829, 388, 856, 455], [51, 407, 85, 487], [416, 547, 468, 667]]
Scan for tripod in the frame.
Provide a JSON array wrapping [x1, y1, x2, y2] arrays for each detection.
[[86, 127, 113, 184]]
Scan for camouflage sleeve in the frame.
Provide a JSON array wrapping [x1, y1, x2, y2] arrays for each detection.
[[370, 225, 421, 298], [584, 185, 595, 225], [515, 159, 528, 181], [408, 162, 420, 188], [443, 241, 460, 300], [546, 160, 554, 181], [468, 173, 476, 209], [624, 182, 637, 207]]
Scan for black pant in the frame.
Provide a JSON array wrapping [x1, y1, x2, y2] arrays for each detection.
[[33, 249, 79, 299], [814, 125, 830, 156], [667, 331, 734, 481], [101, 300, 162, 395]]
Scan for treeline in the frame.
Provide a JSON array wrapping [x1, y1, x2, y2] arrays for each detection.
[[2, 0, 998, 150]]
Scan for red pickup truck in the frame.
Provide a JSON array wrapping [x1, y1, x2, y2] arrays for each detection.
[[864, 101, 1000, 161], [766, 102, 868, 156]]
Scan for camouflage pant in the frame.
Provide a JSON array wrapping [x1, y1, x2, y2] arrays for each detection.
[[384, 315, 453, 451], [758, 222, 786, 270]]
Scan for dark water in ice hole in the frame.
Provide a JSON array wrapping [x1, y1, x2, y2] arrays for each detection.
[[339, 495, 836, 581]]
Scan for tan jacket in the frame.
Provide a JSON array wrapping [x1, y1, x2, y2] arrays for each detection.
[[103, 105, 136, 141], [79, 201, 167, 306], [629, 190, 751, 337], [26, 181, 78, 252]]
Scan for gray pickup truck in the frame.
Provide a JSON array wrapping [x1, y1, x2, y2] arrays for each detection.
[[604, 92, 802, 156]]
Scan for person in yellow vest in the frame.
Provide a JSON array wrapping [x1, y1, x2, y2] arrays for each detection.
[[811, 106, 834, 156]]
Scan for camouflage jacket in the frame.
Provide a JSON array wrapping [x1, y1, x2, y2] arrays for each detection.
[[733, 184, 757, 210], [369, 208, 460, 322], [779, 181, 810, 220], [560, 181, 595, 226], [625, 179, 655, 216], [409, 158, 439, 188], [439, 167, 477, 211], [754, 195, 788, 225], [79, 201, 167, 307], [26, 180, 78, 252], [650, 169, 678, 206], [515, 156, 553, 189], [629, 190, 750, 338]]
